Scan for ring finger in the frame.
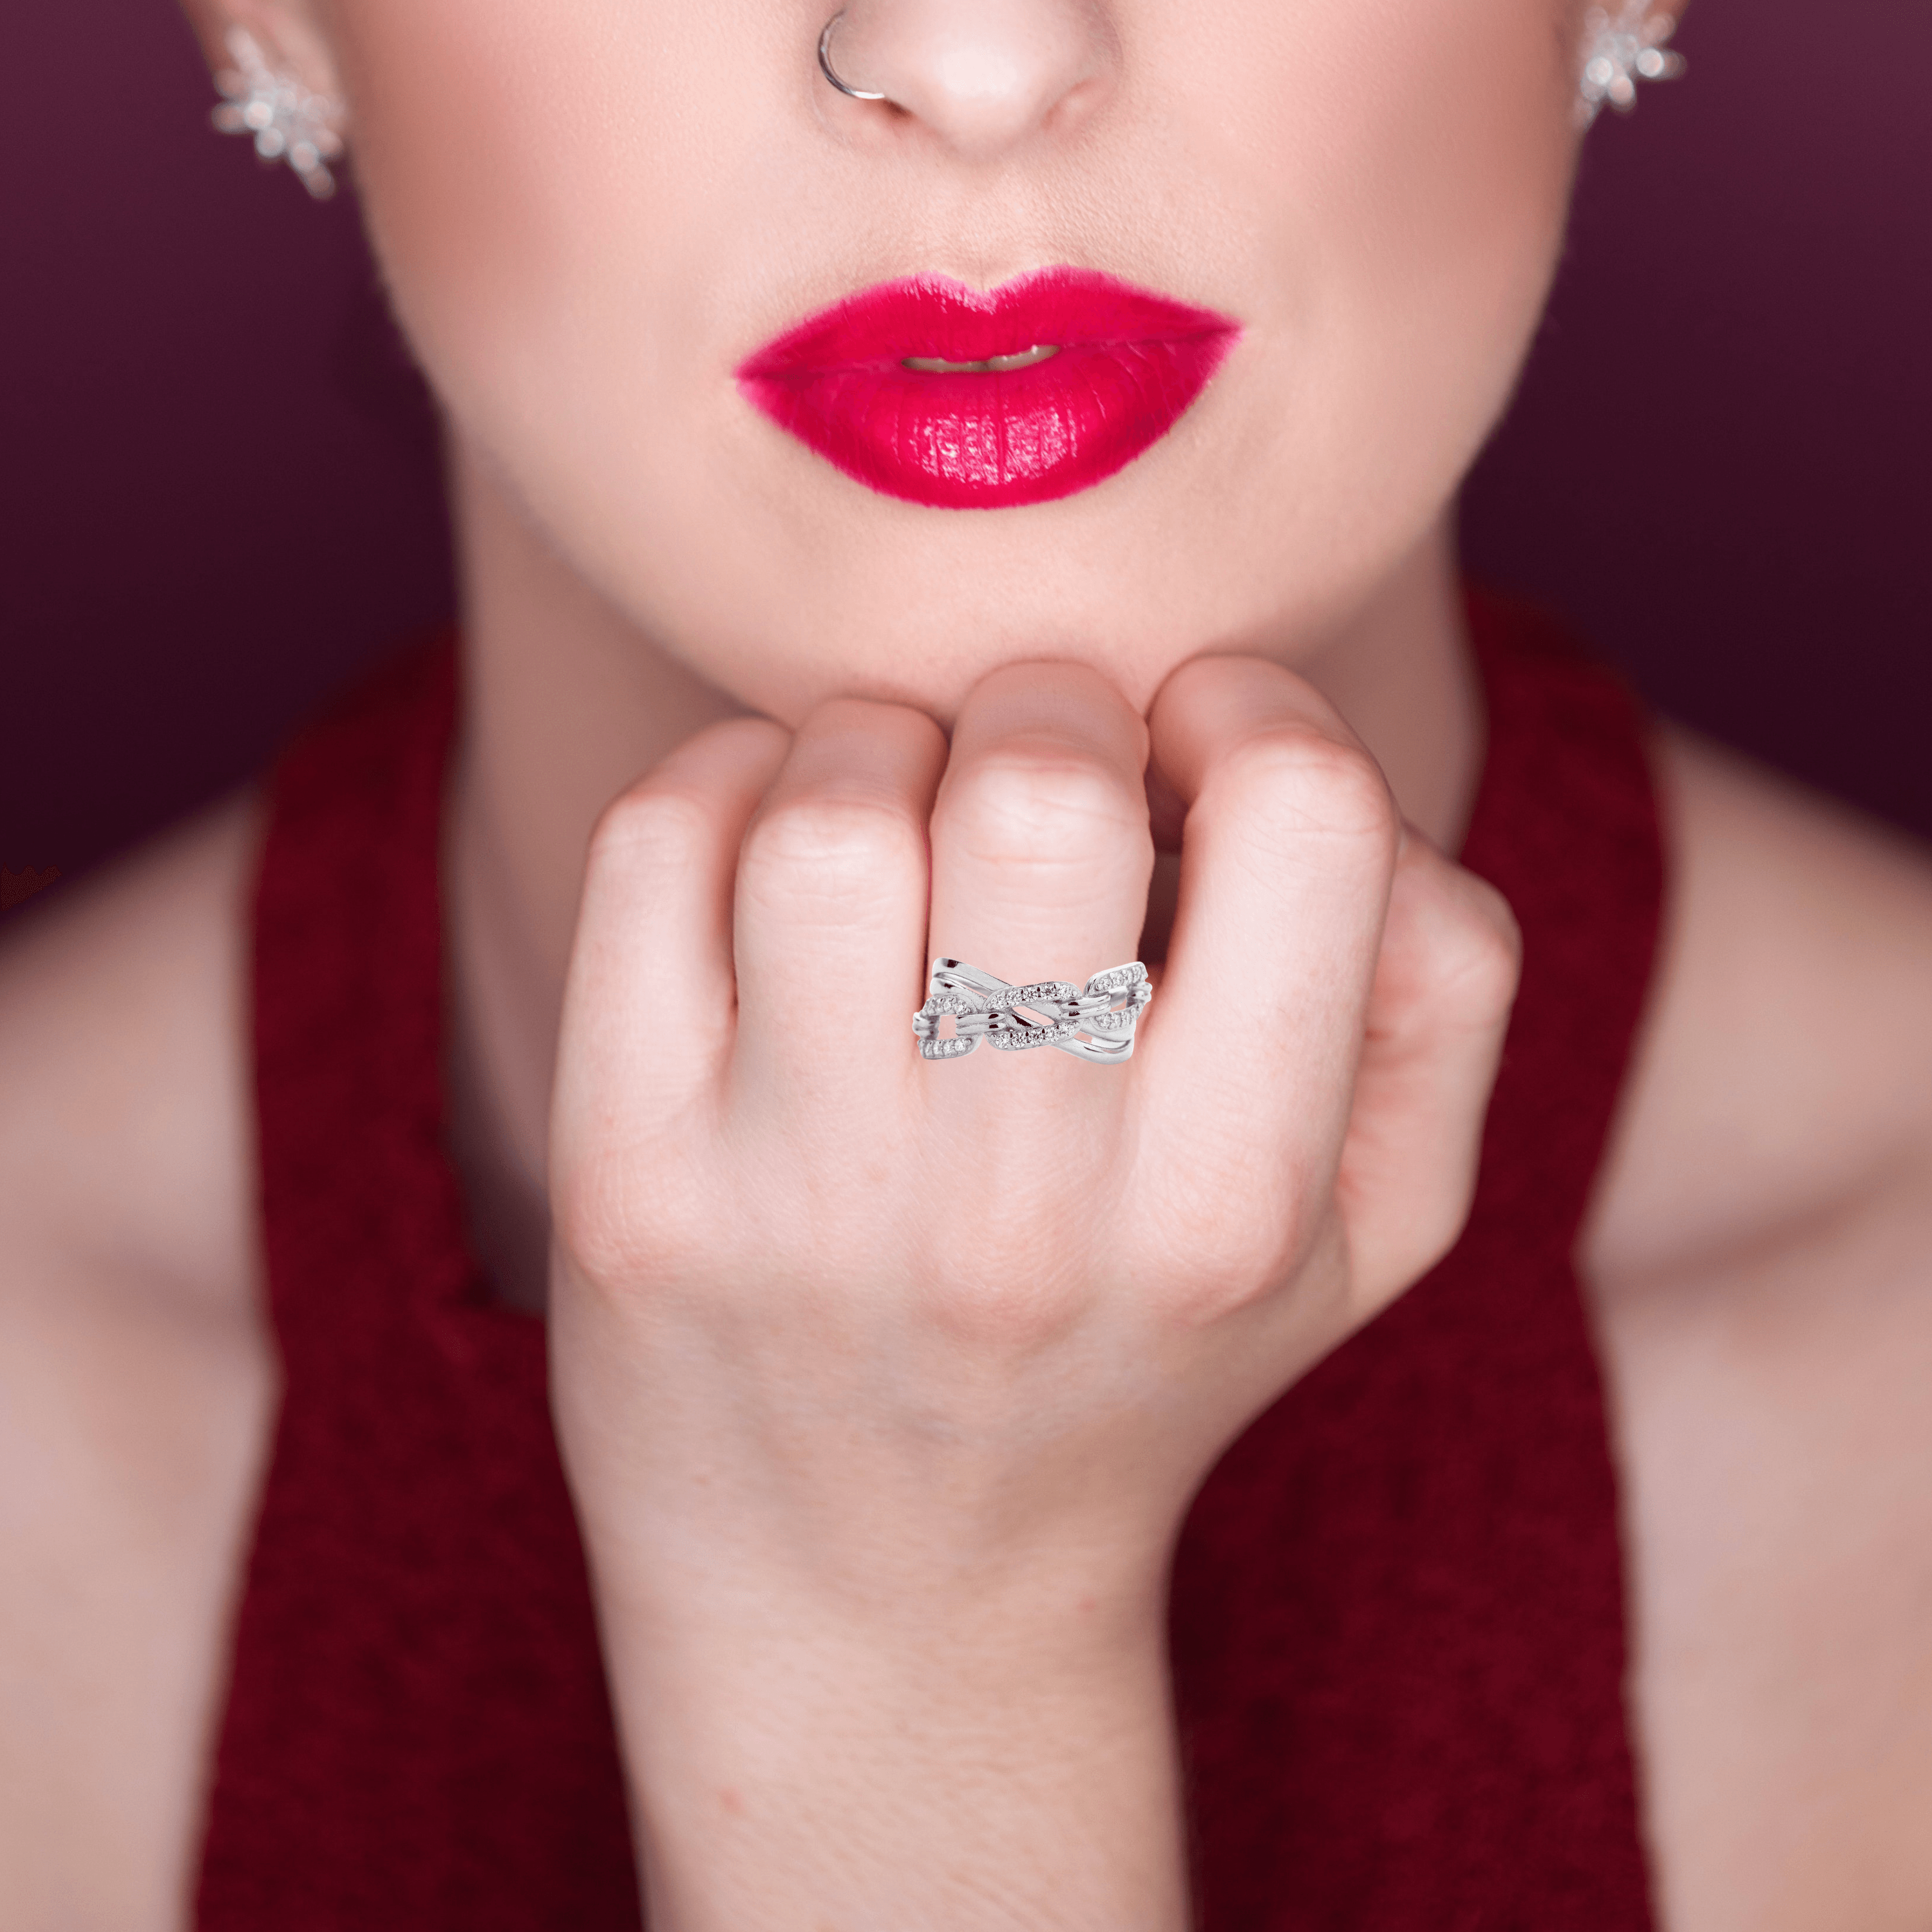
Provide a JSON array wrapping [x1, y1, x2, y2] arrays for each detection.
[[923, 661, 1154, 1120]]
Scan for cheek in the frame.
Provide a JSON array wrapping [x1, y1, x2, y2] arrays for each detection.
[[327, 0, 824, 672], [1184, 0, 1578, 547], [325, 0, 742, 446], [327, 0, 553, 393], [1318, 0, 1578, 390]]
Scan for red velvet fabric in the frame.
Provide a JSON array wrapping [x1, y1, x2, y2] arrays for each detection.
[[196, 590, 1661, 1927]]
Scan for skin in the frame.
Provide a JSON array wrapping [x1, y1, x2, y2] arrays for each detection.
[[3, 0, 1931, 1927]]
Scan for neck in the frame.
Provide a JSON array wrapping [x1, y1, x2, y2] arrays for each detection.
[[441, 439, 1482, 1309]]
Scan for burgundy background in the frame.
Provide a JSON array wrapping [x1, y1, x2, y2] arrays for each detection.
[[2, 0, 1928, 893]]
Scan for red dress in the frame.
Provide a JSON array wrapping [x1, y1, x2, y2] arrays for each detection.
[[196, 591, 1662, 1927]]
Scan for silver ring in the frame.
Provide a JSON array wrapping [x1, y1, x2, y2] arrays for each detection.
[[818, 12, 887, 100], [914, 960, 1151, 1063]]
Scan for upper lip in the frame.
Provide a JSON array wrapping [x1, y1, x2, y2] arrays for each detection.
[[738, 267, 1238, 377]]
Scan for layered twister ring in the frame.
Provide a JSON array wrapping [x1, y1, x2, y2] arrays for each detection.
[[913, 959, 1151, 1064]]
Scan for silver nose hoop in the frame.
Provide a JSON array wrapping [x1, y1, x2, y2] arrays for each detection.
[[818, 11, 888, 101]]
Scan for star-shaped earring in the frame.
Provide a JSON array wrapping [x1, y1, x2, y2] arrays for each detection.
[[1577, 4, 1687, 129], [210, 24, 345, 200]]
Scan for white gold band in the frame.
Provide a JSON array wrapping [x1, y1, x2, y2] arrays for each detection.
[[914, 959, 1151, 1063]]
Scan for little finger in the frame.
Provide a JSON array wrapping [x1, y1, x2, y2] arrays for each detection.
[[1335, 828, 1521, 1305]]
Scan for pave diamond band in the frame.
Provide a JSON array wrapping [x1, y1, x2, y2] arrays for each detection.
[[914, 959, 1151, 1063]]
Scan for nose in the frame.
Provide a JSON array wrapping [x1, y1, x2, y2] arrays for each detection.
[[818, 0, 1115, 161]]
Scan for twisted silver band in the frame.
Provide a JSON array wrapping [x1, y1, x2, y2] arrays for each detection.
[[818, 12, 887, 100], [914, 960, 1151, 1063]]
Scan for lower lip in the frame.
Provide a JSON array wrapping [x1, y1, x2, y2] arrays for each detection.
[[736, 269, 1240, 511]]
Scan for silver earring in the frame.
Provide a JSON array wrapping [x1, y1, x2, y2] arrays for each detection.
[[1577, 4, 1686, 129], [210, 24, 346, 200]]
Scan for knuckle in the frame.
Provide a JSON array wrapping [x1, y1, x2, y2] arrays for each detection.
[[742, 788, 921, 887], [1425, 876, 1523, 1026], [925, 1265, 1086, 1355], [1147, 1145, 1307, 1324], [551, 1157, 649, 1291], [943, 745, 1146, 862], [1211, 724, 1398, 849], [586, 781, 714, 882], [553, 1136, 711, 1300], [914, 1194, 1094, 1351]]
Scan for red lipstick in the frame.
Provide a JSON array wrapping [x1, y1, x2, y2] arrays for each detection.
[[736, 268, 1240, 510]]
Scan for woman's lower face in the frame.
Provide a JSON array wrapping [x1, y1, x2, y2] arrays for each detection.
[[264, 0, 1587, 713]]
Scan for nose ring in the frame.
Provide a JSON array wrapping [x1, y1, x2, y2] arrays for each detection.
[[818, 11, 887, 100]]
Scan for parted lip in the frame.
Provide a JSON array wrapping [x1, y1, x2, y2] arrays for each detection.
[[735, 267, 1241, 509], [737, 267, 1238, 375]]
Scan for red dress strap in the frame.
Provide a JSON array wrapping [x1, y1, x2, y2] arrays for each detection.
[[199, 591, 1663, 1926], [196, 641, 639, 1927]]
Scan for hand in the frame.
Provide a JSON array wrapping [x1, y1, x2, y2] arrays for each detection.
[[547, 656, 1518, 1931]]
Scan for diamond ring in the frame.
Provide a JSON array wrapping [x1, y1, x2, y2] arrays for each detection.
[[913, 959, 1151, 1063]]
